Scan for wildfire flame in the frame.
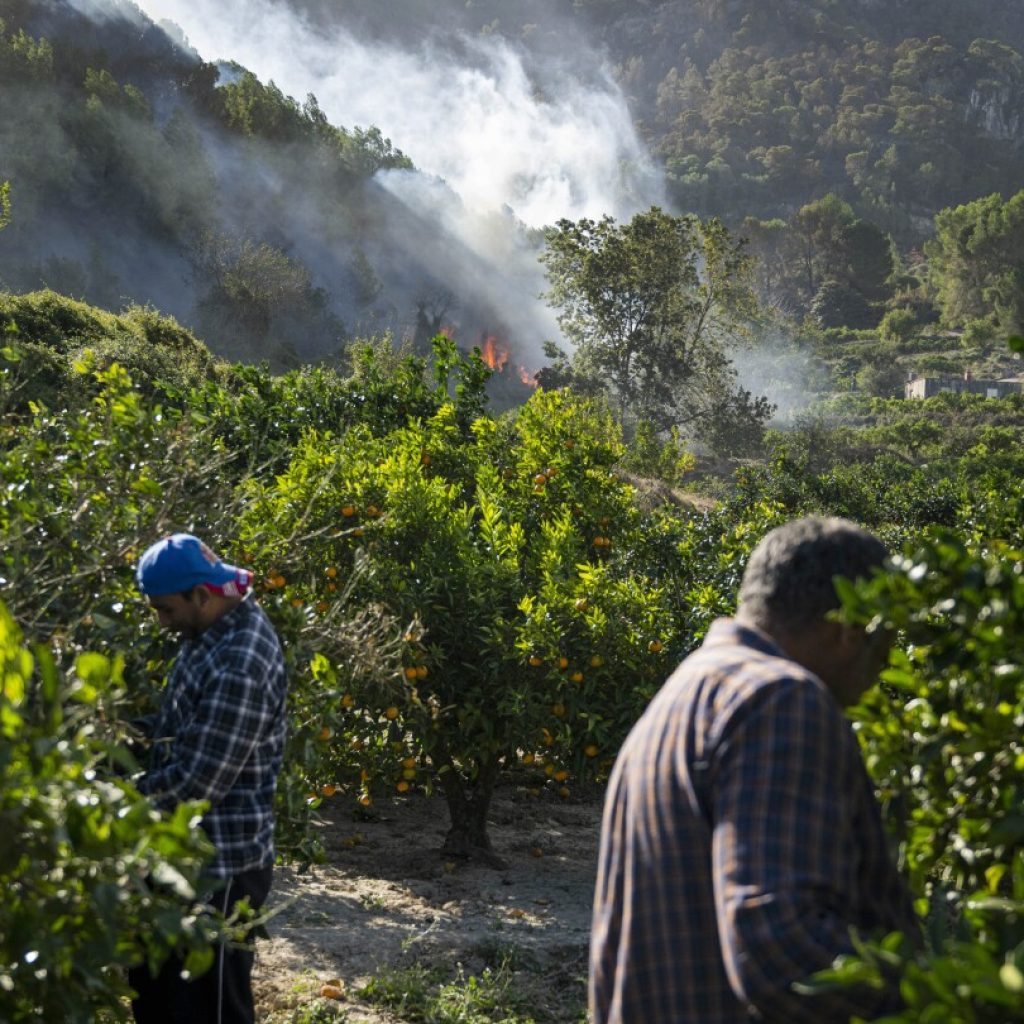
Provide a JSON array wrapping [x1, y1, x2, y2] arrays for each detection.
[[480, 335, 509, 372], [477, 332, 538, 389]]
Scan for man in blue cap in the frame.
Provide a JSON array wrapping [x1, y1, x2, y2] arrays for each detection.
[[131, 533, 287, 1024]]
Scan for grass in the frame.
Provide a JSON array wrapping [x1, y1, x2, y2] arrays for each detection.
[[357, 956, 536, 1024]]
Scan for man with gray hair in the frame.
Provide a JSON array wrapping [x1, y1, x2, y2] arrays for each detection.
[[590, 516, 917, 1023]]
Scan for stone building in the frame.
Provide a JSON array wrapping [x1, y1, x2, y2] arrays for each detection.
[[904, 372, 1024, 399]]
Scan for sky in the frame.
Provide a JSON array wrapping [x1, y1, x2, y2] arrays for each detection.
[[131, 0, 663, 229]]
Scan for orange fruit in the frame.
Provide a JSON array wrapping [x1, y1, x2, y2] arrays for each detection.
[[522, 752, 535, 765], [544, 466, 557, 479], [291, 597, 304, 608], [401, 768, 416, 780], [553, 769, 569, 782], [593, 536, 605, 547], [530, 846, 544, 858], [321, 784, 337, 797], [319, 982, 344, 1000], [558, 656, 569, 670], [533, 473, 547, 486], [326, 566, 338, 578], [421, 452, 432, 466], [564, 438, 575, 450], [359, 794, 372, 807], [326, 582, 337, 592], [416, 665, 428, 679], [584, 743, 599, 758], [341, 505, 356, 517], [404, 666, 419, 680], [544, 763, 555, 777], [402, 756, 416, 768], [648, 639, 664, 653], [366, 505, 380, 517], [396, 780, 410, 793], [528, 655, 543, 667], [570, 671, 584, 683], [341, 693, 354, 708], [558, 786, 570, 799], [351, 527, 364, 537], [385, 706, 399, 720], [552, 702, 566, 718], [574, 598, 588, 612], [317, 726, 331, 742], [589, 655, 604, 668]]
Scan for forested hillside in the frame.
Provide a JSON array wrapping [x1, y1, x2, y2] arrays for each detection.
[[2, 0, 1023, 372], [278, 0, 1024, 239]]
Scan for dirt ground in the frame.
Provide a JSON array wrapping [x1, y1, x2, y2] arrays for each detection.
[[253, 783, 602, 1022]]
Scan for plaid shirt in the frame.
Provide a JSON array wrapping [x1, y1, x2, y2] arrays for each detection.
[[138, 596, 287, 878], [590, 619, 917, 1023]]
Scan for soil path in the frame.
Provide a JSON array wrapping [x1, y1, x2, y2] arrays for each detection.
[[254, 784, 601, 1022]]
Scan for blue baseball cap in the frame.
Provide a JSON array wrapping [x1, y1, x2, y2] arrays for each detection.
[[136, 533, 251, 598]]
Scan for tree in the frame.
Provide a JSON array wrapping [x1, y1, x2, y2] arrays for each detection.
[[792, 194, 856, 299], [539, 207, 767, 442], [927, 190, 1024, 333], [240, 344, 675, 860]]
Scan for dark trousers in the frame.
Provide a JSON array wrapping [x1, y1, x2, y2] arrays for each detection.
[[130, 864, 273, 1024]]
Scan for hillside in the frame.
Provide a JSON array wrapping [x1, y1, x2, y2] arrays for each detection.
[[267, 0, 1024, 238], [2, 0, 1024, 376], [0, 0, 560, 374]]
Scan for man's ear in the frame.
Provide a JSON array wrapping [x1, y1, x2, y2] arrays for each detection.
[[193, 584, 212, 608]]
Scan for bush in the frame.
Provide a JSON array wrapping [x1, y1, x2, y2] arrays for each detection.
[[814, 531, 1024, 1019], [0, 602, 219, 1024], [878, 306, 918, 346], [240, 374, 675, 857]]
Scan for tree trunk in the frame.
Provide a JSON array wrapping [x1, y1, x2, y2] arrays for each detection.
[[437, 755, 506, 867]]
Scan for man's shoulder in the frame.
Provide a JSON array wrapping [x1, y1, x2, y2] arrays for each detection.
[[208, 599, 285, 667], [658, 625, 834, 728]]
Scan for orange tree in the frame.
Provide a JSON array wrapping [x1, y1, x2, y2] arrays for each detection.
[[0, 344, 402, 862], [239, 368, 677, 858], [0, 602, 225, 1024], [802, 522, 1024, 1018]]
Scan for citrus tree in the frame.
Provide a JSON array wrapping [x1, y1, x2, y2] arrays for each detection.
[[239, 356, 676, 858], [803, 529, 1024, 1019], [0, 602, 220, 1024]]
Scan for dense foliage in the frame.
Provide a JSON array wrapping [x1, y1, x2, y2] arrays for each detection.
[[0, 3, 409, 366], [539, 207, 772, 450], [0, 605, 223, 1023]]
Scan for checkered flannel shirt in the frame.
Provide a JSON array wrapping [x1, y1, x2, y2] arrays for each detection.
[[590, 618, 918, 1023], [138, 595, 288, 879]]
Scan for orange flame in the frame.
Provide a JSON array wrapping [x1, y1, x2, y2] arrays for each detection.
[[480, 335, 509, 371]]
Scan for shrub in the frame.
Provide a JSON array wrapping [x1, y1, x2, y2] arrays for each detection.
[[878, 306, 918, 346], [240, 368, 675, 857], [0, 602, 218, 1024]]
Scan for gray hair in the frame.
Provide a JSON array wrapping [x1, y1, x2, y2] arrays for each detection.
[[737, 517, 887, 631]]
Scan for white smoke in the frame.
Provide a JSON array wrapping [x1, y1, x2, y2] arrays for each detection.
[[131, 0, 662, 229]]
